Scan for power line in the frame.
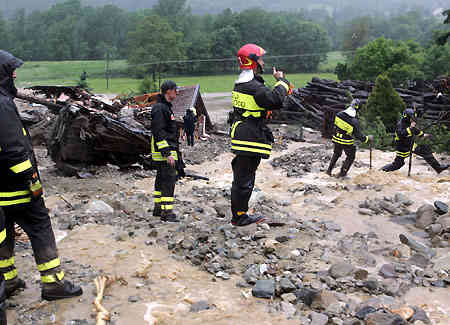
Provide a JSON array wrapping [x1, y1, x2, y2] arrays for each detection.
[[124, 51, 355, 69]]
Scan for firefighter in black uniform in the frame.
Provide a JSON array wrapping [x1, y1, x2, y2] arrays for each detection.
[[230, 44, 291, 227], [0, 209, 7, 325], [382, 108, 450, 173], [0, 50, 82, 301], [327, 99, 373, 177], [151, 80, 180, 222]]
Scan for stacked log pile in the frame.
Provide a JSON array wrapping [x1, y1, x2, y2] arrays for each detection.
[[282, 77, 450, 138]]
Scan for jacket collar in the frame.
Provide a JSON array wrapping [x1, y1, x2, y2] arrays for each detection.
[[343, 106, 357, 118]]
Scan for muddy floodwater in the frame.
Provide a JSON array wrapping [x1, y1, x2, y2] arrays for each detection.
[[6, 93, 450, 324]]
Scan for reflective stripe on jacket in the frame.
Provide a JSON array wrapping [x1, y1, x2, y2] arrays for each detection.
[[150, 95, 179, 162], [231, 76, 289, 159], [332, 110, 368, 146]]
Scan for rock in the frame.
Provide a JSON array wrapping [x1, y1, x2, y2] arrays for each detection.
[[359, 209, 374, 216], [425, 223, 442, 235], [275, 235, 290, 243], [67, 320, 89, 325], [281, 293, 297, 303], [354, 269, 369, 280], [329, 262, 355, 279], [214, 204, 229, 219], [243, 265, 260, 284], [433, 252, 450, 272], [365, 312, 407, 325], [434, 201, 448, 215], [415, 204, 437, 229], [330, 317, 344, 325], [356, 306, 377, 320], [295, 287, 318, 306], [309, 311, 329, 325], [407, 254, 430, 269], [128, 296, 140, 303], [324, 221, 342, 232], [343, 319, 362, 325], [263, 239, 279, 254], [279, 278, 296, 293], [390, 307, 414, 320], [190, 300, 212, 312], [230, 248, 243, 260], [215, 271, 230, 280], [311, 290, 339, 310], [399, 234, 436, 258], [410, 307, 431, 324], [280, 301, 296, 318], [379, 264, 397, 279], [362, 279, 378, 291], [437, 216, 450, 231], [85, 200, 114, 215], [326, 302, 345, 315], [252, 280, 275, 299]]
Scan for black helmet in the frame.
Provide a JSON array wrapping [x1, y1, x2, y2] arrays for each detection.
[[403, 108, 417, 121], [160, 80, 177, 94]]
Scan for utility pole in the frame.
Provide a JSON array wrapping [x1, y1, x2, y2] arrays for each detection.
[[105, 51, 110, 90]]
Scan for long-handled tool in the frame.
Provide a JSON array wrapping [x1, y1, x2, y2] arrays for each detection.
[[408, 134, 415, 177], [369, 141, 372, 170]]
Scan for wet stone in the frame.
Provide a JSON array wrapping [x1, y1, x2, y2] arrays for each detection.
[[279, 278, 296, 293], [281, 293, 297, 303], [379, 264, 397, 278], [67, 320, 89, 325], [365, 311, 407, 325], [356, 306, 377, 320], [329, 262, 355, 279], [434, 201, 448, 215], [295, 288, 318, 306], [411, 306, 431, 324], [190, 300, 212, 312], [252, 279, 275, 299], [407, 254, 430, 269], [128, 296, 140, 303], [309, 311, 329, 325], [275, 235, 290, 243], [354, 269, 369, 280]]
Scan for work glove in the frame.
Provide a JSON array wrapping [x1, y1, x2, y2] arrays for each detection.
[[29, 172, 43, 200], [368, 135, 374, 142]]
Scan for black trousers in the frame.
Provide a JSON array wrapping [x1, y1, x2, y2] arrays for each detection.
[[231, 155, 261, 218], [0, 209, 6, 325], [382, 145, 442, 172], [186, 132, 194, 146], [154, 162, 177, 213], [327, 143, 356, 176], [0, 198, 61, 282]]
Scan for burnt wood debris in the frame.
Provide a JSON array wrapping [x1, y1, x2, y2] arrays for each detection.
[[16, 77, 450, 175]]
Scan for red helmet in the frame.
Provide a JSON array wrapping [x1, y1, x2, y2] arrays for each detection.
[[237, 44, 266, 70]]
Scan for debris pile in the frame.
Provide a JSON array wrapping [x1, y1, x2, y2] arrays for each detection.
[[284, 77, 450, 138], [16, 85, 214, 176]]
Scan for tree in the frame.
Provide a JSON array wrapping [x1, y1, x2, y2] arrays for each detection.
[[152, 0, 190, 32], [436, 9, 450, 45], [347, 37, 424, 86], [422, 44, 450, 79], [127, 14, 185, 77], [365, 74, 406, 132]]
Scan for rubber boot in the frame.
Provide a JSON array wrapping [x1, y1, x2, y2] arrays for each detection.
[[0, 277, 6, 325], [424, 155, 450, 174], [231, 214, 264, 227], [152, 204, 162, 218], [41, 279, 83, 301], [5, 277, 26, 298], [327, 155, 339, 176], [160, 211, 179, 223]]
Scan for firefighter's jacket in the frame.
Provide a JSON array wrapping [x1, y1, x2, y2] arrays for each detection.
[[332, 107, 368, 146], [151, 95, 179, 162], [0, 51, 38, 207], [394, 117, 424, 158], [230, 73, 290, 159]]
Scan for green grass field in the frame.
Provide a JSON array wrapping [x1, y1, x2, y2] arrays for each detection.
[[16, 52, 343, 94]]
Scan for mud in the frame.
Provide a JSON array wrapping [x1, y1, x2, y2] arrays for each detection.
[[5, 94, 450, 324]]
